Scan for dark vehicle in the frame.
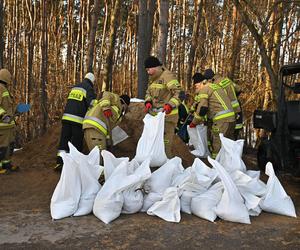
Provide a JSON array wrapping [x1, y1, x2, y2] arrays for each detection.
[[253, 63, 300, 175]]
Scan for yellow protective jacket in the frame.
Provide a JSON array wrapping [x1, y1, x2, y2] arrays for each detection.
[[82, 91, 123, 136], [0, 83, 15, 129], [145, 66, 182, 115], [215, 75, 241, 113], [192, 81, 235, 125]]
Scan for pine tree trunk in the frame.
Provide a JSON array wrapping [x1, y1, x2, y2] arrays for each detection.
[[157, 0, 169, 64], [103, 0, 121, 91], [187, 0, 203, 88], [40, 0, 48, 134], [137, 0, 156, 98], [86, 0, 101, 73]]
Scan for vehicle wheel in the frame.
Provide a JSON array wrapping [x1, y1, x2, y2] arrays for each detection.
[[257, 140, 281, 172]]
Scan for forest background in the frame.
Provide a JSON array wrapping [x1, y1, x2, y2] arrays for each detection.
[[0, 0, 299, 147]]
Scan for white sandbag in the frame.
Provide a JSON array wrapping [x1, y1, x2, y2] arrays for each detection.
[[147, 187, 181, 223], [93, 159, 152, 223], [187, 124, 210, 157], [93, 161, 131, 224], [50, 151, 81, 220], [171, 167, 194, 189], [102, 150, 129, 180], [180, 189, 203, 214], [216, 134, 246, 173], [135, 112, 168, 167], [171, 162, 210, 214], [230, 170, 266, 216], [209, 157, 251, 224], [112, 126, 129, 146], [191, 182, 223, 222], [231, 170, 266, 197], [122, 189, 144, 214], [246, 170, 261, 179], [239, 190, 262, 216], [144, 157, 184, 194], [178, 180, 207, 214], [141, 192, 162, 212], [69, 144, 104, 216], [128, 158, 140, 175], [192, 158, 218, 188], [259, 162, 296, 217], [122, 159, 152, 214]]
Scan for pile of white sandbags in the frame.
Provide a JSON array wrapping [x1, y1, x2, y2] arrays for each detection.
[[50, 112, 297, 224]]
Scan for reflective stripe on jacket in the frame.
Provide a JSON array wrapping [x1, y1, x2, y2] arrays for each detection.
[[192, 82, 235, 125], [62, 78, 96, 124], [216, 77, 241, 113], [145, 66, 182, 115], [82, 91, 123, 135]]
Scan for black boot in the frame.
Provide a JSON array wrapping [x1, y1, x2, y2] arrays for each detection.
[[2, 160, 19, 172]]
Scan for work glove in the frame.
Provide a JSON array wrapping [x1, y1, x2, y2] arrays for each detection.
[[163, 104, 172, 114], [189, 122, 196, 128], [144, 102, 152, 113], [103, 109, 113, 118], [2, 115, 11, 124]]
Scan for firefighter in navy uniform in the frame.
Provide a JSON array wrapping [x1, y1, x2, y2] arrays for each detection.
[[144, 56, 182, 158], [83, 91, 130, 153], [190, 71, 236, 158], [0, 69, 18, 174], [55, 72, 96, 170]]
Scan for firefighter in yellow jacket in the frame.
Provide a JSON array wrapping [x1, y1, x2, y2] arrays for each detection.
[[144, 56, 182, 158], [0, 69, 18, 174], [206, 69, 243, 139], [189, 72, 236, 158], [83, 91, 130, 152]]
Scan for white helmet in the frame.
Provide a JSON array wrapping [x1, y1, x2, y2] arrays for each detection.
[[85, 72, 95, 84]]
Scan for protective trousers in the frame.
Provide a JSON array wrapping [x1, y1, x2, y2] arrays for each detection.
[[210, 121, 235, 158], [234, 112, 243, 140], [57, 121, 84, 164], [164, 114, 178, 158], [84, 127, 107, 152], [0, 127, 15, 171]]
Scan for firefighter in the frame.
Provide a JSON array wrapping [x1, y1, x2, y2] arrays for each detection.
[[206, 69, 244, 139], [55, 72, 97, 171], [144, 56, 182, 158], [189, 71, 236, 158], [83, 91, 130, 153], [0, 69, 18, 174]]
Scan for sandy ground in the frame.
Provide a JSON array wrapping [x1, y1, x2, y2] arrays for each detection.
[[0, 103, 299, 249]]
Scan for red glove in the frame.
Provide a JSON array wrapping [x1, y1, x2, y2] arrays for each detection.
[[144, 102, 152, 113], [189, 122, 196, 128], [163, 104, 172, 114], [103, 109, 113, 118]]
